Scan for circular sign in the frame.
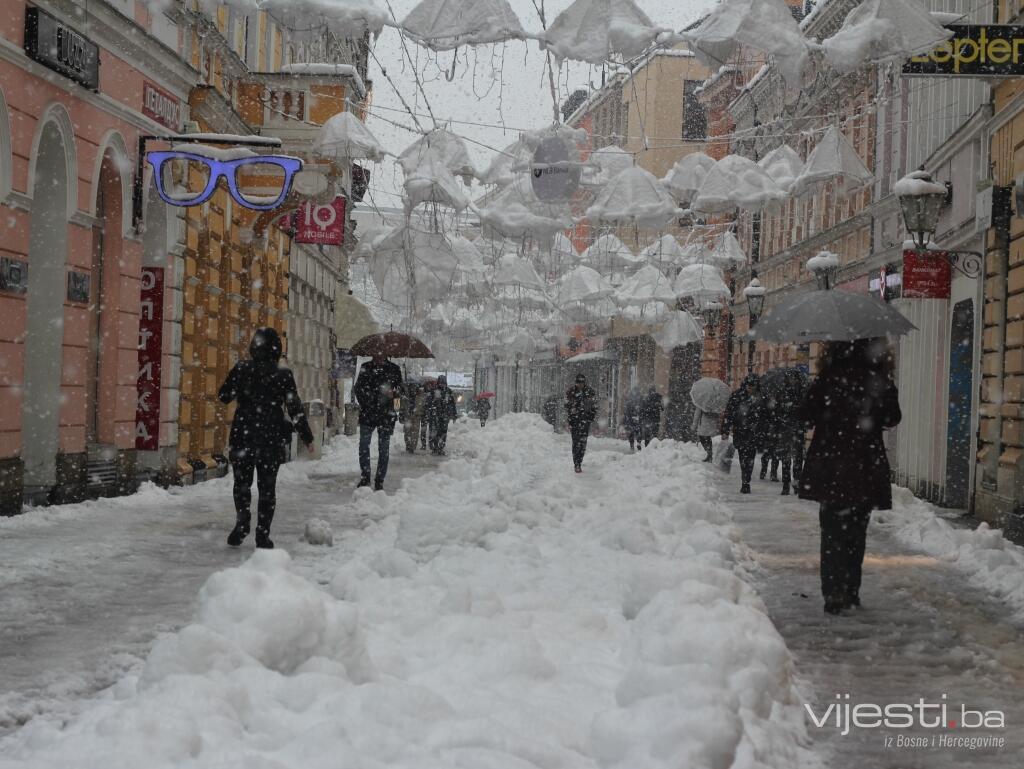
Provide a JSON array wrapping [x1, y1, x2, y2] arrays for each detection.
[[531, 135, 581, 203]]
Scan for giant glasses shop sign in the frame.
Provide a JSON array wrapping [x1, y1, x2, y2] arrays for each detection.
[[904, 24, 1024, 77]]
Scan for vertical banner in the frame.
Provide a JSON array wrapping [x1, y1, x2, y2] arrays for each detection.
[[135, 267, 164, 451]]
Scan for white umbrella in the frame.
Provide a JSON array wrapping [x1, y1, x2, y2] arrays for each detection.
[[370, 226, 460, 307], [790, 126, 873, 197], [586, 166, 682, 229], [557, 265, 615, 306], [683, 0, 811, 97], [480, 139, 531, 186], [639, 234, 688, 270], [581, 144, 634, 188], [492, 254, 545, 290], [662, 151, 716, 203], [400, 0, 526, 50], [477, 178, 574, 240], [450, 235, 488, 292], [692, 154, 786, 214], [541, 0, 674, 64], [654, 311, 703, 350], [581, 233, 643, 272], [690, 377, 731, 413], [707, 231, 747, 268], [402, 149, 469, 212], [398, 129, 477, 183], [680, 238, 712, 265], [821, 0, 952, 73], [615, 264, 675, 307], [757, 145, 803, 193], [673, 263, 730, 301], [312, 111, 385, 161]]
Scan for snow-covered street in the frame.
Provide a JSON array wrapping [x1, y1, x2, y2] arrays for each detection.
[[1, 417, 1022, 767]]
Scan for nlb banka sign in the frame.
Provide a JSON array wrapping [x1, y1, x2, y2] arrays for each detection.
[[904, 24, 1024, 77]]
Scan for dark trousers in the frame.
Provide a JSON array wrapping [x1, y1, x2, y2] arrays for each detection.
[[480, 416, 488, 427], [571, 424, 590, 467], [430, 421, 448, 453], [359, 424, 392, 482], [421, 420, 429, 449], [738, 446, 756, 484], [627, 426, 641, 451], [819, 503, 872, 603], [698, 436, 713, 458], [760, 449, 779, 478], [641, 422, 657, 446], [232, 452, 281, 534]]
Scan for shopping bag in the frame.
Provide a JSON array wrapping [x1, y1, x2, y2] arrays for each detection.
[[714, 440, 735, 473]]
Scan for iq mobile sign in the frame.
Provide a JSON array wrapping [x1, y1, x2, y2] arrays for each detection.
[[903, 24, 1024, 77], [293, 197, 347, 246]]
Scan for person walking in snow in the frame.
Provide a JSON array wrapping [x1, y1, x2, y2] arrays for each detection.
[[761, 367, 809, 495], [477, 396, 491, 427], [691, 406, 720, 462], [721, 374, 766, 494], [419, 379, 434, 451], [565, 373, 598, 473], [354, 352, 403, 490], [542, 393, 559, 431], [427, 375, 458, 455], [401, 380, 425, 454], [623, 387, 643, 451], [799, 338, 901, 615], [219, 328, 314, 549], [640, 385, 664, 446]]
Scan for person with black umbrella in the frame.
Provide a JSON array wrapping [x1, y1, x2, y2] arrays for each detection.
[[721, 374, 766, 494], [353, 352, 403, 490], [219, 328, 314, 549]]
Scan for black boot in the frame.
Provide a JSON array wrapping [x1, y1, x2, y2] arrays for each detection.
[[759, 467, 767, 480], [227, 520, 250, 547], [740, 483, 751, 494], [255, 511, 274, 549], [781, 482, 791, 496], [373, 477, 384, 491], [357, 476, 371, 489]]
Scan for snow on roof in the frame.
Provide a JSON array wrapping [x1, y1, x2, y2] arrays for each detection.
[[172, 143, 258, 160], [279, 62, 367, 95], [215, 0, 390, 37], [173, 132, 281, 146]]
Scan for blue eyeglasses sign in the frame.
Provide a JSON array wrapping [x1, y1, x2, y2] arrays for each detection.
[[146, 151, 303, 211]]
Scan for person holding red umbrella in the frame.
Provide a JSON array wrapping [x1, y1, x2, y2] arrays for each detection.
[[353, 352, 403, 490], [476, 394, 492, 427]]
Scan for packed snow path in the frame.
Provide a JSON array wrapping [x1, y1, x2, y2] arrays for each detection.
[[722, 470, 1024, 767]]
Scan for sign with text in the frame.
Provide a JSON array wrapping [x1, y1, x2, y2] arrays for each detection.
[[24, 7, 100, 90], [903, 24, 1024, 77], [135, 267, 164, 451], [142, 81, 182, 131], [294, 196, 346, 245], [903, 250, 951, 298]]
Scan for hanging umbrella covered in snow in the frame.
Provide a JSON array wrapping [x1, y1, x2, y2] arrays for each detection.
[[640, 234, 688, 271], [312, 111, 386, 161], [556, 265, 615, 306], [541, 0, 676, 64], [403, 150, 469, 212], [450, 235, 488, 293], [581, 233, 643, 272], [683, 0, 811, 97], [680, 238, 712, 265], [614, 264, 676, 307], [662, 151, 717, 203], [480, 139, 532, 186], [400, 0, 526, 50], [586, 166, 682, 229], [492, 254, 545, 290], [757, 145, 803, 193], [791, 126, 873, 197], [707, 231, 748, 268], [477, 177, 575, 241], [654, 311, 703, 350], [673, 263, 730, 302], [581, 145, 634, 188], [398, 129, 477, 183], [370, 226, 461, 306], [821, 0, 952, 73], [692, 154, 786, 214]]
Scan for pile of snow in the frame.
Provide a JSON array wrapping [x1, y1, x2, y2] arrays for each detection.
[[893, 169, 947, 197], [304, 518, 334, 546], [805, 250, 840, 273]]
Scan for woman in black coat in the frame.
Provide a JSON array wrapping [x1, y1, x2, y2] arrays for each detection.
[[218, 328, 314, 549], [721, 374, 766, 494], [798, 337, 901, 614]]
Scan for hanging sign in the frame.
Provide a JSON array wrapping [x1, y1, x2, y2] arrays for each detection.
[[24, 7, 100, 90], [135, 267, 164, 451], [294, 196, 346, 245], [142, 81, 182, 131], [531, 135, 581, 203], [903, 25, 1024, 77], [903, 249, 951, 298]]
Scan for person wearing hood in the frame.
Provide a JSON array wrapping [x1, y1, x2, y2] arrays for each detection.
[[565, 373, 598, 473], [354, 352, 403, 489], [426, 375, 458, 455], [721, 374, 766, 494], [622, 387, 643, 451], [219, 328, 314, 549], [640, 386, 664, 446]]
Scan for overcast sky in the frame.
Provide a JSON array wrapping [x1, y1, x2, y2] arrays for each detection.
[[361, 0, 717, 212]]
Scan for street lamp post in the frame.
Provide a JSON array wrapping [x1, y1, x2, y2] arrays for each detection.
[[743, 277, 766, 373], [896, 168, 982, 278]]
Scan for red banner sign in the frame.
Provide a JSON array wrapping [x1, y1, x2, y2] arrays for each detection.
[[135, 267, 164, 451], [902, 249, 951, 299], [142, 81, 182, 132], [294, 197, 346, 245]]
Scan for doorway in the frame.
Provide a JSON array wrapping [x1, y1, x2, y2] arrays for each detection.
[[945, 299, 974, 508]]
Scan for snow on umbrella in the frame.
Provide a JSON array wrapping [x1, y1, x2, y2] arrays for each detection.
[[662, 151, 716, 203], [494, 285, 552, 311], [692, 155, 787, 214], [790, 126, 873, 197], [423, 303, 452, 332], [672, 263, 730, 302], [653, 311, 703, 349], [351, 331, 434, 358], [450, 235, 488, 292], [615, 264, 676, 307], [477, 177, 574, 241], [557, 264, 615, 306], [751, 290, 917, 342], [398, 129, 477, 183], [757, 145, 803, 193], [549, 231, 579, 270], [683, 0, 811, 97], [400, 0, 526, 50], [679, 238, 712, 265], [581, 144, 634, 188], [690, 377, 731, 413], [312, 111, 385, 161], [821, 0, 952, 73], [492, 254, 546, 291], [370, 226, 461, 305], [480, 139, 531, 186], [402, 149, 469, 212], [640, 234, 688, 271], [541, 0, 676, 64], [707, 231, 748, 268], [581, 233, 643, 272], [586, 166, 682, 229]]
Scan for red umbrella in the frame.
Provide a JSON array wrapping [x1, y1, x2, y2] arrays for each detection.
[[351, 331, 434, 359], [475, 392, 496, 400]]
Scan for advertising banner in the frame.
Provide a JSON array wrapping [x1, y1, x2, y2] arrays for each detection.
[[135, 267, 164, 451]]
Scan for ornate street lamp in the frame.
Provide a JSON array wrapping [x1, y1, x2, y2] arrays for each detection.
[[699, 300, 724, 336], [743, 277, 766, 372], [896, 168, 981, 278], [806, 250, 840, 290]]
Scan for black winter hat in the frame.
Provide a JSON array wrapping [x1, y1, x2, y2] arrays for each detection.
[[250, 327, 283, 363]]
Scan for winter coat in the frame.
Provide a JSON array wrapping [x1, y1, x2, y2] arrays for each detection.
[[565, 385, 598, 430], [427, 387, 458, 428], [721, 387, 766, 450], [354, 359, 403, 429], [219, 359, 313, 462], [477, 399, 491, 417], [640, 391, 663, 427], [798, 363, 901, 510], [691, 407, 720, 438], [622, 399, 641, 430], [542, 396, 559, 426]]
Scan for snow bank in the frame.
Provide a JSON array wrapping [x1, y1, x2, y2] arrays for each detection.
[[879, 487, 1024, 618]]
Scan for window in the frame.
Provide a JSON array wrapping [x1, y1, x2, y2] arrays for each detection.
[[682, 81, 707, 140]]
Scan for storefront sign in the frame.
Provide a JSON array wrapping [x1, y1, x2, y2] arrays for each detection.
[[67, 271, 90, 303], [0, 257, 27, 294], [531, 135, 581, 203], [142, 81, 182, 131], [903, 250, 952, 298], [903, 25, 1024, 78], [294, 196, 346, 245], [24, 7, 100, 90], [135, 267, 164, 451]]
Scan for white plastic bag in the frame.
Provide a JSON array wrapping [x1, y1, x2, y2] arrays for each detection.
[[714, 440, 735, 473]]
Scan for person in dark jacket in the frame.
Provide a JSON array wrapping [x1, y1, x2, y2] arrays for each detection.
[[542, 394, 559, 431], [565, 374, 598, 472], [721, 374, 766, 494], [427, 375, 458, 455], [640, 386, 663, 446], [219, 328, 314, 549], [623, 388, 643, 451], [477, 396, 491, 427], [761, 368, 809, 495], [401, 380, 425, 454], [354, 353, 403, 490], [798, 338, 901, 615]]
